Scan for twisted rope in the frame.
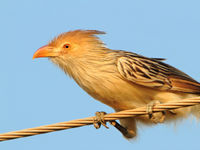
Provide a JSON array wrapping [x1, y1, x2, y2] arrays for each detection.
[[1, 97, 200, 142]]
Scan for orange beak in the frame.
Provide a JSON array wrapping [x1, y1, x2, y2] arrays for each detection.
[[33, 45, 59, 59]]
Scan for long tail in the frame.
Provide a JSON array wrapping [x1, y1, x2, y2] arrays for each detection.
[[191, 104, 200, 119]]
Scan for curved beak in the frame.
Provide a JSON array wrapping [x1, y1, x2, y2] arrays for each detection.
[[33, 45, 59, 59]]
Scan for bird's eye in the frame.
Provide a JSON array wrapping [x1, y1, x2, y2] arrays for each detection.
[[63, 43, 70, 49]]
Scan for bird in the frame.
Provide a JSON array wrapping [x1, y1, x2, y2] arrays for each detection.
[[33, 29, 200, 139]]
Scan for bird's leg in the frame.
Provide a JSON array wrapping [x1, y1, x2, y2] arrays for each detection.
[[93, 111, 109, 129], [146, 100, 166, 123], [93, 112, 130, 137]]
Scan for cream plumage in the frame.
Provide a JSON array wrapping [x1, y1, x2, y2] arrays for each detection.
[[33, 30, 200, 138]]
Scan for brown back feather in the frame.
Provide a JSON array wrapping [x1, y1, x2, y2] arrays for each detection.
[[117, 52, 200, 94]]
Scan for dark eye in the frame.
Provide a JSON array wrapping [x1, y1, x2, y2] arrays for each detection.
[[63, 43, 70, 48]]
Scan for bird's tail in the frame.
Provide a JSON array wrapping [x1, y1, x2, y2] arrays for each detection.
[[191, 104, 200, 119]]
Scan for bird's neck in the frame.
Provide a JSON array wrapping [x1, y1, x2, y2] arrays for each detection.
[[51, 50, 118, 91]]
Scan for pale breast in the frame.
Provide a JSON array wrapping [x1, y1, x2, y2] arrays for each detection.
[[83, 76, 198, 111], [83, 76, 156, 110]]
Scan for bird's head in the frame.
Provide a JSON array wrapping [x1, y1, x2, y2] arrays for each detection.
[[33, 30, 106, 60]]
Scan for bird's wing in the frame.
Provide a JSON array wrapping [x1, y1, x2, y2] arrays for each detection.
[[151, 58, 166, 61], [117, 54, 200, 93]]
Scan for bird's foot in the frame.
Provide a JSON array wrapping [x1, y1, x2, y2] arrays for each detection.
[[146, 100, 165, 123], [93, 111, 109, 129], [169, 110, 177, 115], [93, 111, 134, 138]]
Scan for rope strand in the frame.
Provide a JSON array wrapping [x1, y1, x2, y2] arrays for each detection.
[[1, 97, 200, 142]]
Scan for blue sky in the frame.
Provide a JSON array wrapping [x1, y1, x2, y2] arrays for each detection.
[[1, 0, 200, 149]]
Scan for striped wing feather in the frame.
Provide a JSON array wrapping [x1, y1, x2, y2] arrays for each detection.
[[117, 54, 200, 94]]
